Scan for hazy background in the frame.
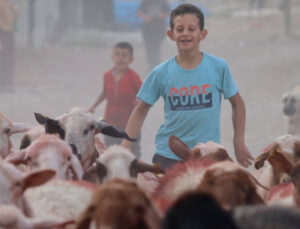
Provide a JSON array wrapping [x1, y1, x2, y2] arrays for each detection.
[[1, 0, 300, 164]]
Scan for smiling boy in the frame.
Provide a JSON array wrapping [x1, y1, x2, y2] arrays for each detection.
[[122, 4, 253, 169]]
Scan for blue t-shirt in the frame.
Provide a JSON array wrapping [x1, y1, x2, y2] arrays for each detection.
[[137, 52, 238, 160]]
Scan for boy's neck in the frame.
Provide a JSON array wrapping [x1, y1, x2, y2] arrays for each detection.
[[113, 67, 128, 80], [176, 51, 203, 70]]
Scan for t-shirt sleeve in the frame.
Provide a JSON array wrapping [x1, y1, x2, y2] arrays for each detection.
[[221, 61, 238, 99], [137, 69, 162, 106]]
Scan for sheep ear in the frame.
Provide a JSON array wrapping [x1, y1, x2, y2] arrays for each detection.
[[130, 159, 164, 177], [95, 121, 136, 141], [168, 135, 192, 161], [212, 148, 232, 161], [4, 150, 27, 165], [35, 113, 65, 139], [254, 152, 270, 169], [93, 162, 107, 183], [20, 135, 31, 150], [45, 119, 65, 139], [34, 113, 48, 125], [191, 147, 202, 159], [268, 151, 294, 175], [22, 169, 56, 193], [254, 143, 278, 169], [11, 123, 33, 134]]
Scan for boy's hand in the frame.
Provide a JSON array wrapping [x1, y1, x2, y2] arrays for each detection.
[[234, 141, 254, 168], [121, 139, 132, 150]]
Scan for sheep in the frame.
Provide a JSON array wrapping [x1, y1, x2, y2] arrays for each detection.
[[0, 204, 74, 229], [153, 136, 265, 212], [0, 112, 32, 158], [283, 85, 300, 138], [33, 107, 135, 171], [154, 159, 264, 213], [24, 180, 98, 221], [83, 145, 164, 195], [0, 158, 91, 226], [232, 205, 300, 229], [85, 145, 163, 182], [196, 161, 265, 209], [6, 134, 83, 180], [75, 179, 161, 229], [264, 151, 300, 208], [0, 157, 56, 217], [254, 134, 300, 198], [164, 191, 238, 229], [168, 135, 232, 162]]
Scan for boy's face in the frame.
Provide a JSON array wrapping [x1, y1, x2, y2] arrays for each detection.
[[111, 47, 133, 70], [167, 14, 207, 52]]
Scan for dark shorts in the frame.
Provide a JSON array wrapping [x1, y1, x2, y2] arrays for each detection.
[[152, 154, 181, 170]]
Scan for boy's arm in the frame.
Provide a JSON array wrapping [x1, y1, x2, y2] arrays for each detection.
[[88, 84, 106, 113], [229, 93, 254, 167], [122, 100, 151, 150]]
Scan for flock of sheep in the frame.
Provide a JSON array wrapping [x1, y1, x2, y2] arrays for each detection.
[[1, 96, 300, 229]]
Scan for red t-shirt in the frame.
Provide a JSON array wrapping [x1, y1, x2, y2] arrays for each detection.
[[103, 68, 142, 128]]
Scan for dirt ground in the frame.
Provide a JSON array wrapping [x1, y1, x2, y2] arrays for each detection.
[[1, 1, 300, 165]]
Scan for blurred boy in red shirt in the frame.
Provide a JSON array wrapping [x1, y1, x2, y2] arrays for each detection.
[[88, 42, 142, 157]]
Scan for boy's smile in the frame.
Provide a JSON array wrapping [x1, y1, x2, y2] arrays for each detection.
[[168, 14, 207, 52]]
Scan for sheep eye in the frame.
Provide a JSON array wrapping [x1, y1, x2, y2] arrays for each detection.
[[15, 181, 22, 187], [83, 128, 89, 136], [26, 157, 31, 162], [67, 156, 71, 161], [89, 125, 95, 130], [4, 128, 10, 134]]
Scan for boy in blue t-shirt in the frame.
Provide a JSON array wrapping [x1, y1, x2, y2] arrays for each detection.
[[122, 3, 253, 169]]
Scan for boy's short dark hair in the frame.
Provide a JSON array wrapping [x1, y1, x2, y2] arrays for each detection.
[[114, 41, 134, 56], [170, 3, 205, 31]]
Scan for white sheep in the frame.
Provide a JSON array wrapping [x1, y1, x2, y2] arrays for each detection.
[[24, 180, 98, 221], [254, 134, 300, 199], [0, 204, 73, 229], [0, 112, 32, 158], [6, 134, 83, 180], [0, 157, 56, 216], [84, 144, 163, 195], [34, 107, 135, 171]]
